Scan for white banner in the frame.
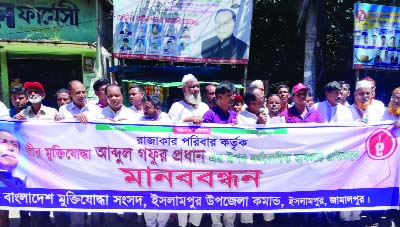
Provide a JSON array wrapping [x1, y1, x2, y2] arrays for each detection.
[[0, 119, 398, 212]]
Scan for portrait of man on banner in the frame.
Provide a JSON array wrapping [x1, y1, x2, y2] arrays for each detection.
[[180, 26, 191, 39], [201, 8, 248, 59], [136, 23, 147, 38], [179, 40, 191, 56], [134, 38, 146, 53], [151, 24, 161, 37], [119, 21, 132, 36], [148, 39, 161, 54], [163, 38, 176, 55], [119, 38, 132, 52], [0, 128, 25, 188]]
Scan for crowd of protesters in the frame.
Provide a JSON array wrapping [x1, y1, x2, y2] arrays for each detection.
[[0, 73, 399, 227]]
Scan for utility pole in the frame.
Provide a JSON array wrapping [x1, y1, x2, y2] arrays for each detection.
[[303, 0, 318, 96]]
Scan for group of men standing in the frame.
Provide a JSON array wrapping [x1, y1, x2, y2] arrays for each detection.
[[0, 74, 399, 227]]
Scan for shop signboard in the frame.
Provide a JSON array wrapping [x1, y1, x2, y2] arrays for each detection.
[[0, 0, 96, 42]]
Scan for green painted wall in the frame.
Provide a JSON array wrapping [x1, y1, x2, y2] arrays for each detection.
[[0, 0, 96, 42]]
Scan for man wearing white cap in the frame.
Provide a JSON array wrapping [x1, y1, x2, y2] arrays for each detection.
[[340, 80, 385, 226], [348, 80, 384, 123], [168, 74, 209, 125], [168, 74, 208, 227]]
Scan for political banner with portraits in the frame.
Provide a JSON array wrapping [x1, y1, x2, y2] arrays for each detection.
[[113, 0, 253, 64], [353, 3, 400, 70], [0, 119, 398, 212]]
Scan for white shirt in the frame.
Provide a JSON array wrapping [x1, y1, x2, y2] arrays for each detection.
[[349, 103, 385, 123], [168, 100, 209, 122], [237, 109, 259, 125], [59, 101, 101, 119], [314, 101, 353, 123], [382, 108, 400, 121], [20, 105, 58, 119], [237, 109, 284, 125], [342, 101, 350, 107], [371, 99, 385, 118], [0, 101, 10, 118], [99, 106, 137, 121], [138, 112, 170, 123], [129, 105, 143, 114]]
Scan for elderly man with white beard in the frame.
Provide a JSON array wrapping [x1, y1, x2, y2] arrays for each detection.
[[168, 74, 209, 227], [349, 80, 385, 123], [168, 74, 209, 125], [383, 87, 400, 127], [341, 80, 385, 226]]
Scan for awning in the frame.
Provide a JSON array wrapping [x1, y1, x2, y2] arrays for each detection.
[[109, 65, 221, 77], [122, 79, 244, 89], [0, 41, 96, 57]]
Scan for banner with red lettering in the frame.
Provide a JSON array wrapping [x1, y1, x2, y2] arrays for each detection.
[[0, 119, 398, 212]]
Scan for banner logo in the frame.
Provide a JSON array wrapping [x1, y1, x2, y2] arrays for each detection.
[[366, 128, 397, 160]]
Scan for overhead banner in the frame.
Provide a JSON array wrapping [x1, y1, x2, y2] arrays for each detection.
[[0, 120, 399, 212], [353, 3, 400, 70], [112, 0, 253, 64], [0, 0, 96, 42]]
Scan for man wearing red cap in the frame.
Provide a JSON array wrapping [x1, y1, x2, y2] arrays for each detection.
[[13, 82, 59, 120], [279, 83, 322, 226], [232, 94, 244, 113], [280, 83, 322, 123], [13, 81, 58, 227]]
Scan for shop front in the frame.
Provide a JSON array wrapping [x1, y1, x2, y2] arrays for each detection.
[[0, 42, 96, 107]]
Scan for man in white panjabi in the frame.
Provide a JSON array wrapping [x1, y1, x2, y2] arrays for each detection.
[[169, 74, 209, 125], [314, 81, 353, 123], [168, 74, 208, 227]]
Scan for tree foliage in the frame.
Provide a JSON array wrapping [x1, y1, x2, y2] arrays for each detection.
[[249, 0, 400, 96], [249, 0, 303, 86]]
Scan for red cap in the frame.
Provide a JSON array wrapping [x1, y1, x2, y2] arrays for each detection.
[[292, 82, 309, 94], [233, 94, 243, 102], [23, 82, 45, 92]]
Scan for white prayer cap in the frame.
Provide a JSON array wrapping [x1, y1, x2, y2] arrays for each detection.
[[182, 74, 197, 84], [355, 80, 372, 90]]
